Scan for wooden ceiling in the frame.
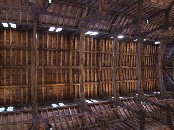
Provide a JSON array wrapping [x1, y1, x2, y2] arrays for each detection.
[[164, 52, 174, 82], [0, 0, 174, 42]]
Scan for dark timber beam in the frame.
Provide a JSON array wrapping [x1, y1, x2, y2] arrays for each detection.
[[78, 1, 93, 106], [112, 31, 120, 106], [79, 27, 91, 112], [30, 0, 48, 118], [119, 38, 124, 96], [79, 27, 85, 106], [31, 12, 38, 117], [136, 0, 144, 101], [30, 0, 48, 119], [137, 2, 145, 130], [98, 39, 104, 97], [69, 34, 75, 99]]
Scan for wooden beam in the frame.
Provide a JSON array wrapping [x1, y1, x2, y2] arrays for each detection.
[[156, 39, 167, 98], [79, 27, 89, 111], [119, 9, 166, 32], [119, 39, 124, 96], [136, 0, 144, 101], [98, 39, 104, 97], [112, 31, 120, 106], [69, 34, 74, 99], [31, 13, 38, 117]]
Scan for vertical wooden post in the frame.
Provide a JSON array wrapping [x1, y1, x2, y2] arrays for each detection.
[[31, 13, 38, 117], [136, 1, 145, 130], [156, 39, 167, 97], [112, 32, 119, 106], [79, 27, 87, 109], [69, 34, 74, 99], [98, 39, 103, 97], [136, 0, 144, 100], [119, 41, 124, 96]]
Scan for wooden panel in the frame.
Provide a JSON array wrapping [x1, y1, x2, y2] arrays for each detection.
[[0, 29, 31, 105], [0, 29, 159, 105], [38, 84, 68, 103], [83, 37, 98, 98], [101, 39, 112, 96], [143, 44, 158, 92], [117, 42, 158, 95], [37, 33, 70, 102], [119, 42, 137, 95], [0, 111, 32, 130]]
